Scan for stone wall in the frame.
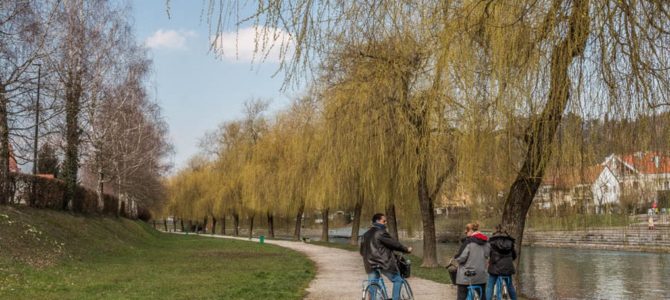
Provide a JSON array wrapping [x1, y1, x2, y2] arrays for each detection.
[[523, 225, 670, 253]]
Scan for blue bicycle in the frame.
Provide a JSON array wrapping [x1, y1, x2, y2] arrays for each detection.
[[492, 275, 513, 300], [464, 270, 483, 300], [361, 256, 413, 300]]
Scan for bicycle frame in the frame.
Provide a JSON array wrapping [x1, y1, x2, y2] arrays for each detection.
[[494, 276, 512, 300], [362, 270, 389, 300], [465, 270, 482, 300]]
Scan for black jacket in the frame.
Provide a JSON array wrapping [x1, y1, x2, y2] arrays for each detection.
[[487, 233, 517, 275], [359, 224, 410, 273]]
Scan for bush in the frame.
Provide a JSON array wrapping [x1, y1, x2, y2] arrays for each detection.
[[137, 206, 152, 222], [6, 173, 144, 219]]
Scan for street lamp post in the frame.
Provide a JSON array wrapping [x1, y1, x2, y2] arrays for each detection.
[[31, 64, 41, 206], [33, 64, 41, 175]]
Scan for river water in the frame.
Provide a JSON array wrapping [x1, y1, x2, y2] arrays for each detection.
[[401, 241, 670, 300]]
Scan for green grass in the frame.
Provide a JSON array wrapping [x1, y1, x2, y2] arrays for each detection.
[[311, 241, 452, 284], [0, 206, 314, 300]]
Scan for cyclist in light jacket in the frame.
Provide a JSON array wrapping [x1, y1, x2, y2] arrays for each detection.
[[455, 222, 490, 300]]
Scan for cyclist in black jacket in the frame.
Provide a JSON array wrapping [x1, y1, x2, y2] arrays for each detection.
[[360, 213, 412, 300], [486, 224, 518, 300]]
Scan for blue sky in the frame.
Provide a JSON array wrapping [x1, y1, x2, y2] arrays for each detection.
[[130, 1, 298, 171]]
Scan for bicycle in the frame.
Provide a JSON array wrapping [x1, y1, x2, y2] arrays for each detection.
[[361, 256, 413, 300], [464, 270, 483, 300], [491, 275, 513, 300]]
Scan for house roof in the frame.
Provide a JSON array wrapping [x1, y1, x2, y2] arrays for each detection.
[[619, 152, 670, 175], [9, 144, 18, 173], [543, 165, 605, 189]]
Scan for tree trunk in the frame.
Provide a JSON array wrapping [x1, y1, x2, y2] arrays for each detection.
[[418, 163, 438, 267], [202, 216, 208, 234], [96, 159, 104, 211], [267, 212, 275, 239], [321, 207, 330, 242], [63, 73, 82, 212], [249, 214, 255, 239], [350, 198, 363, 245], [180, 218, 184, 232], [0, 86, 9, 205], [188, 220, 193, 233], [115, 172, 123, 216], [221, 214, 226, 235], [233, 213, 240, 236], [119, 201, 126, 218], [293, 202, 305, 240], [501, 0, 591, 270], [386, 203, 399, 240], [211, 217, 217, 235], [163, 218, 168, 232]]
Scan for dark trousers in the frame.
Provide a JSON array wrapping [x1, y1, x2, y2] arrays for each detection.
[[457, 284, 486, 300]]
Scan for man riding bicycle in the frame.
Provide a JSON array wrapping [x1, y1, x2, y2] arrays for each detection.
[[360, 213, 413, 300]]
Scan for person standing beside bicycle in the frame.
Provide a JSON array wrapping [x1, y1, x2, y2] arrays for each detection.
[[486, 224, 518, 300], [360, 213, 413, 300], [454, 222, 490, 300]]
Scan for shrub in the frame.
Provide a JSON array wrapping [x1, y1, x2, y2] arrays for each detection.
[[6, 173, 145, 219]]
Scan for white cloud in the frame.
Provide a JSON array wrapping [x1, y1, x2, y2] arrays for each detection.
[[145, 29, 196, 50], [211, 26, 294, 63]]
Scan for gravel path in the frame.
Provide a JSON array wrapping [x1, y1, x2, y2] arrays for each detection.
[[173, 232, 456, 299]]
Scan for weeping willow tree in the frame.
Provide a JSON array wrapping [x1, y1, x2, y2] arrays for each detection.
[[316, 31, 457, 263], [165, 155, 211, 231], [236, 100, 269, 238], [274, 96, 323, 240], [247, 118, 286, 238], [438, 0, 670, 258], [196, 164, 220, 234], [199, 0, 670, 268], [213, 121, 246, 236]]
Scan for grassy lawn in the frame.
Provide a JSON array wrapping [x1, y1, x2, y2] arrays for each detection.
[[311, 241, 452, 284], [0, 206, 314, 300]]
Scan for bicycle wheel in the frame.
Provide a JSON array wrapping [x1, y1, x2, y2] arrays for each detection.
[[501, 280, 510, 300], [472, 290, 481, 300], [363, 283, 386, 300], [399, 280, 414, 300]]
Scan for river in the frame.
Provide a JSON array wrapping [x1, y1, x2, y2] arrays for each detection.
[[401, 240, 670, 299]]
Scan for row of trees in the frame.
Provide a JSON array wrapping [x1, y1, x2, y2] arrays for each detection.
[[165, 0, 670, 268], [0, 0, 171, 214]]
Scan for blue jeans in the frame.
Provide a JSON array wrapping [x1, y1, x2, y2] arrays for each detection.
[[368, 270, 404, 300], [486, 275, 517, 300]]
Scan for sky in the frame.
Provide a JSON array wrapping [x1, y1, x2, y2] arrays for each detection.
[[130, 1, 299, 171]]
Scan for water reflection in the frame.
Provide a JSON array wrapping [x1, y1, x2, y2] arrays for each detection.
[[403, 241, 670, 299]]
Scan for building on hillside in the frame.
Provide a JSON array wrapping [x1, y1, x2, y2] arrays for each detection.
[[604, 152, 670, 209], [534, 165, 608, 213], [534, 152, 670, 214]]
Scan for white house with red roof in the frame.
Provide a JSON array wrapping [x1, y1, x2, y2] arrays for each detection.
[[535, 152, 670, 213]]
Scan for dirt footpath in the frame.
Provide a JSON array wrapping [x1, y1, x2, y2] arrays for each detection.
[[178, 233, 456, 299]]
